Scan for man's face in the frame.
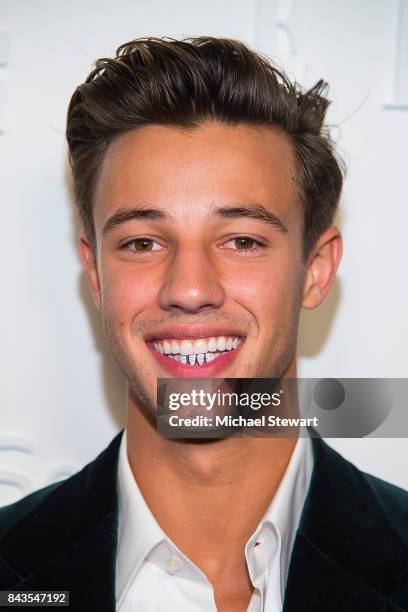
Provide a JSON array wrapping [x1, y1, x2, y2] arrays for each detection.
[[81, 122, 311, 412]]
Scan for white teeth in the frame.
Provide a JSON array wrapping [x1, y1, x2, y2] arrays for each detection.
[[208, 337, 217, 352], [216, 337, 226, 351], [180, 340, 194, 355], [154, 342, 164, 354], [165, 350, 234, 366], [153, 335, 243, 357], [194, 339, 207, 354]]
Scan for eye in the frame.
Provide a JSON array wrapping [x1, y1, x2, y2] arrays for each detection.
[[120, 238, 163, 253], [221, 236, 265, 252]]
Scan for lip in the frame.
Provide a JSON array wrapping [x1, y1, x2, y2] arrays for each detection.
[[144, 325, 247, 342], [147, 341, 244, 378]]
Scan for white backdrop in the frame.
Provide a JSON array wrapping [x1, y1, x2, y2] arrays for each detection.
[[1, 0, 407, 505]]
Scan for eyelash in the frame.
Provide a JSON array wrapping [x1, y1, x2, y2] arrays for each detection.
[[119, 238, 164, 254], [221, 236, 266, 252], [119, 236, 267, 254]]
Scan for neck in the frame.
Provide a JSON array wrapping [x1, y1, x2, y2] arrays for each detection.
[[125, 376, 298, 579]]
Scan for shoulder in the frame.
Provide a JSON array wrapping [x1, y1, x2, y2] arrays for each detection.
[[307, 437, 408, 553], [0, 481, 62, 539], [329, 439, 408, 532], [311, 437, 408, 517], [0, 433, 122, 599], [310, 437, 408, 563], [289, 438, 408, 609], [362, 470, 408, 543], [0, 432, 123, 543]]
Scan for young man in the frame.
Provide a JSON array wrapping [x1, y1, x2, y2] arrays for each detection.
[[0, 38, 407, 612]]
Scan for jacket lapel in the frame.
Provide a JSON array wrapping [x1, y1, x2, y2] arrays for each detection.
[[283, 437, 408, 611], [0, 432, 123, 612]]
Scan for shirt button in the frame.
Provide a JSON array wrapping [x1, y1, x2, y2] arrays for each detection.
[[165, 557, 182, 573]]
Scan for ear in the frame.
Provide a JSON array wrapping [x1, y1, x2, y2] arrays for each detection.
[[302, 226, 343, 309], [78, 230, 102, 311]]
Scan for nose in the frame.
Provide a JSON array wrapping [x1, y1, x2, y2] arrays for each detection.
[[158, 245, 225, 314]]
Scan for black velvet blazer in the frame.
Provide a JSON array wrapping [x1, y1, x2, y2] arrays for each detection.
[[0, 432, 407, 611]]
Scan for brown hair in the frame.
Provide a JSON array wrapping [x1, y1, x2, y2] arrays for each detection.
[[66, 36, 343, 258]]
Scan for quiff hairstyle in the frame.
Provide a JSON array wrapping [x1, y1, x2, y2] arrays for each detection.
[[66, 37, 343, 259]]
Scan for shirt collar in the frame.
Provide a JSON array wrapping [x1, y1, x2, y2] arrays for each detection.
[[245, 435, 314, 602], [116, 430, 313, 606], [115, 430, 167, 605]]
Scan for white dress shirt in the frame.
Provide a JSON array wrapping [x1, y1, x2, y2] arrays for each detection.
[[115, 431, 313, 612]]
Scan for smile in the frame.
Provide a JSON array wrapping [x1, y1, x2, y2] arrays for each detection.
[[150, 336, 243, 367]]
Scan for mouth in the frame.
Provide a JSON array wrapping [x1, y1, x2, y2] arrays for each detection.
[[146, 334, 245, 377]]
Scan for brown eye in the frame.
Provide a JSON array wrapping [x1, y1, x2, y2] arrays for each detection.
[[121, 238, 163, 253], [234, 237, 255, 250], [133, 239, 154, 252], [220, 236, 265, 254]]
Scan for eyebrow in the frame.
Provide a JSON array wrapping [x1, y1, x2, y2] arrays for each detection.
[[102, 208, 174, 236], [101, 203, 288, 236], [213, 204, 288, 233]]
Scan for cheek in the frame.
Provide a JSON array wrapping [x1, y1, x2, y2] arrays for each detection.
[[99, 263, 157, 322], [226, 259, 302, 318]]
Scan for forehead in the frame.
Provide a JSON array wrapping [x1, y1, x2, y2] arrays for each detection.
[[93, 122, 300, 231]]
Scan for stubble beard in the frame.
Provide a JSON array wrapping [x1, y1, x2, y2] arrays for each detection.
[[101, 311, 157, 416], [101, 308, 301, 422]]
